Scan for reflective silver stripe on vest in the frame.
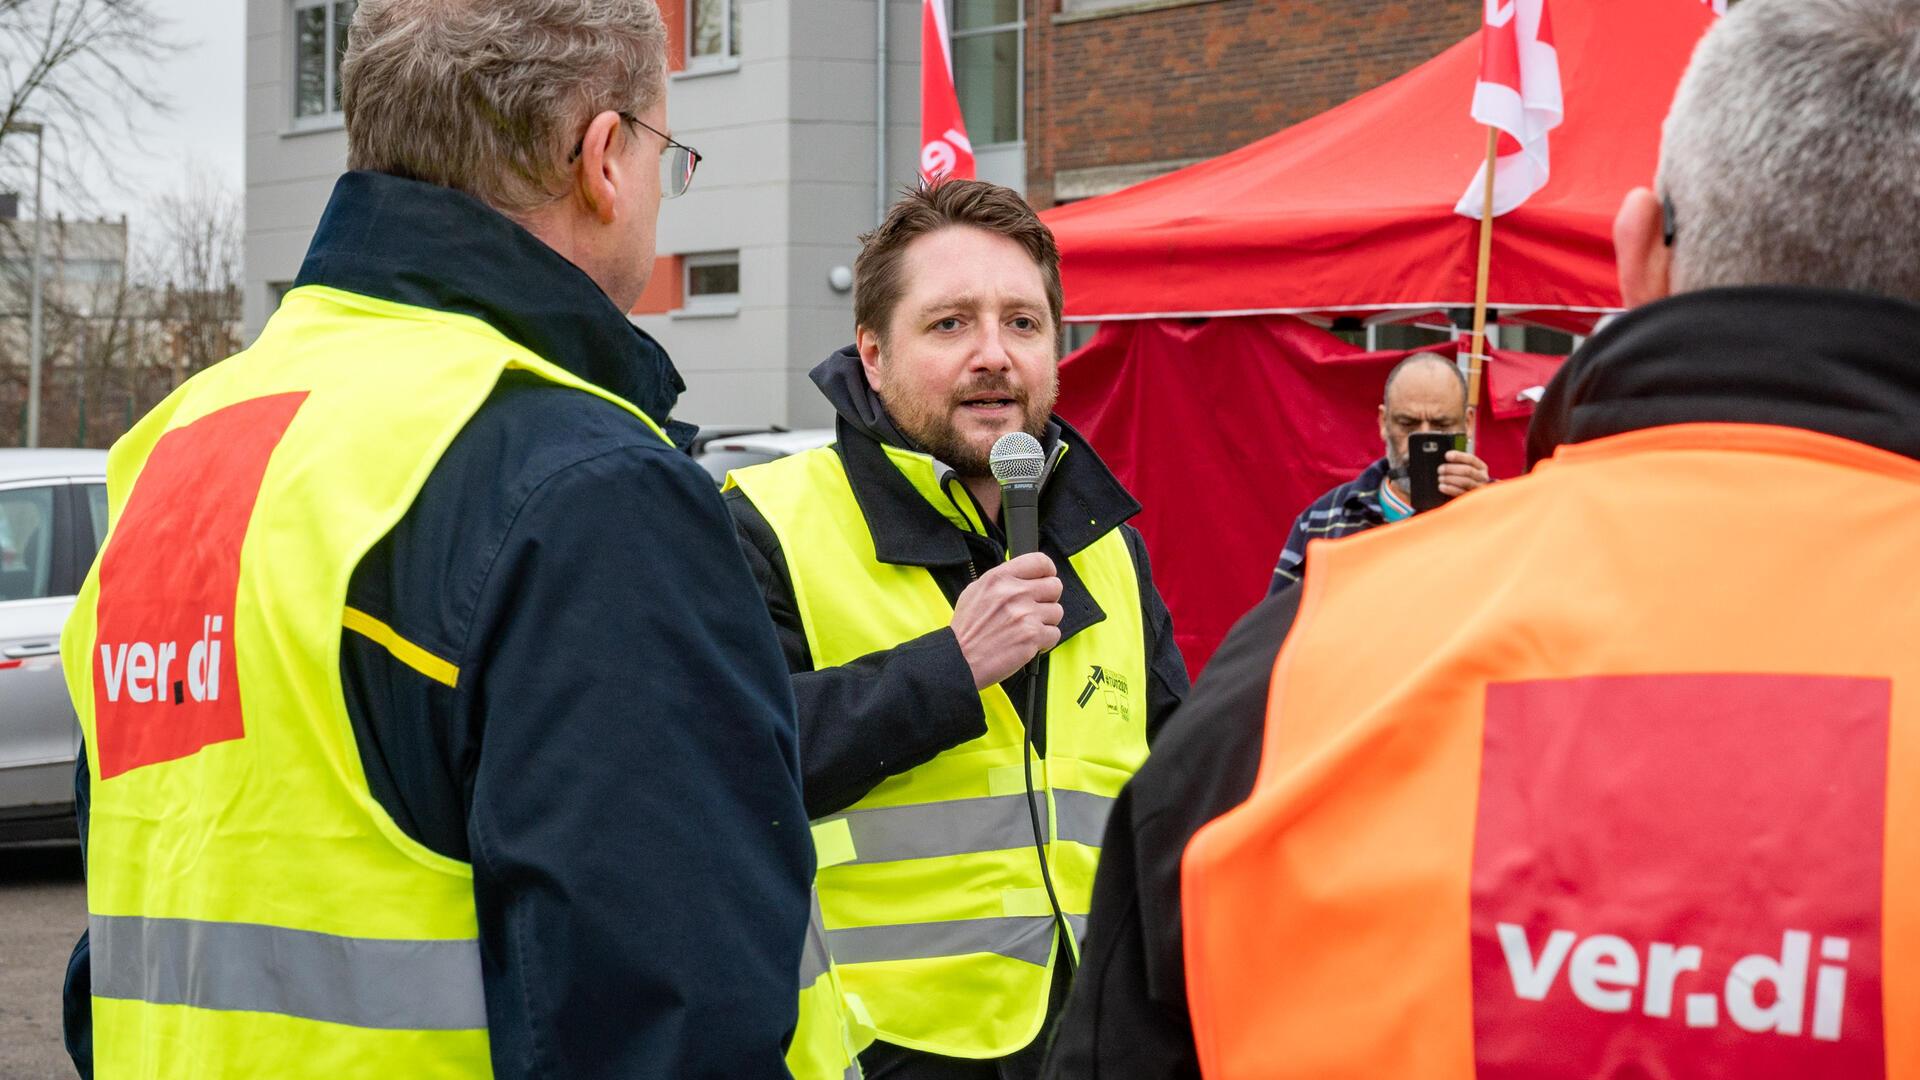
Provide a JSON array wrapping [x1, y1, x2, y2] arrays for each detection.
[[800, 893, 833, 987], [1053, 790, 1116, 848], [90, 914, 487, 1031], [823, 794, 1041, 865], [822, 790, 1116, 865], [845, 1063, 862, 1080], [828, 915, 1060, 968]]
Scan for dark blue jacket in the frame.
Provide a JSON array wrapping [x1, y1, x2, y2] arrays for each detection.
[[66, 171, 812, 1079]]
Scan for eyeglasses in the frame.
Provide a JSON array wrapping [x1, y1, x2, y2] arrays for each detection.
[[1661, 192, 1678, 247], [570, 111, 702, 199]]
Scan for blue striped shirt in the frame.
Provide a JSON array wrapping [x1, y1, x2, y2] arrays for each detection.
[[1269, 457, 1393, 595]]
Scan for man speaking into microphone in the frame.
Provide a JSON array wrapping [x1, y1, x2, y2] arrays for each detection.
[[726, 180, 1187, 1079]]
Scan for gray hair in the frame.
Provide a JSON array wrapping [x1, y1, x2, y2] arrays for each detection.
[[342, 0, 668, 216], [1658, 0, 1920, 301]]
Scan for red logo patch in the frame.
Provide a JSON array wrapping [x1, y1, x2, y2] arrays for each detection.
[[1472, 674, 1888, 1078], [92, 393, 307, 780]]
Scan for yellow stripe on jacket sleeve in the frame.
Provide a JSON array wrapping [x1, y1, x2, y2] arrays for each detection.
[[342, 607, 460, 688]]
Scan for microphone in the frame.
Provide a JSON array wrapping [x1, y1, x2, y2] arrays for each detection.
[[990, 431, 1045, 560], [991, 429, 1076, 970], [991, 431, 1047, 679]]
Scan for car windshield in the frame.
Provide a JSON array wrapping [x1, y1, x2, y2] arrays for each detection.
[[697, 448, 781, 484]]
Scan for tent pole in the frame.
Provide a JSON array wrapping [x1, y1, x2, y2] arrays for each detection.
[[1465, 125, 1499, 454]]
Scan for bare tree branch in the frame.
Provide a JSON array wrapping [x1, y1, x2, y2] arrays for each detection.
[[0, 0, 175, 214]]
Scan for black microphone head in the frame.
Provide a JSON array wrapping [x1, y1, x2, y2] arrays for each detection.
[[990, 432, 1045, 487]]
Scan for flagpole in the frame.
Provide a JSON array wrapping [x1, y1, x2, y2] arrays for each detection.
[[1465, 125, 1499, 455]]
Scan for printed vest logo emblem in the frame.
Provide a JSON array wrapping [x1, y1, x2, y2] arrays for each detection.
[[1076, 664, 1131, 722], [1470, 674, 1888, 1078], [92, 392, 307, 779]]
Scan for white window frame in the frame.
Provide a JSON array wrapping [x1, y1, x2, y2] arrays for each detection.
[[677, 251, 741, 318], [949, 1, 1025, 149], [288, 0, 354, 132], [684, 0, 740, 75]]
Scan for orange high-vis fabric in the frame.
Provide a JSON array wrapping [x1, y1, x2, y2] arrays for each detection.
[[1182, 424, 1920, 1080]]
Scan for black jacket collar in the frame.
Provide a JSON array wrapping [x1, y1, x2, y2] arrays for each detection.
[[809, 346, 1141, 569], [295, 171, 694, 446], [1529, 286, 1920, 467]]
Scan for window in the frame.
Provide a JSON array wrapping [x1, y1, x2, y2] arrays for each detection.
[[85, 484, 108, 560], [951, 0, 1023, 146], [0, 486, 55, 602], [688, 0, 740, 68], [682, 251, 740, 314], [1505, 324, 1577, 356], [1061, 0, 1213, 13], [292, 0, 356, 125], [1372, 323, 1454, 352]]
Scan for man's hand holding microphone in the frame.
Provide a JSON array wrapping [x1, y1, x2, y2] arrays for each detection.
[[952, 553, 1063, 690], [951, 432, 1062, 690]]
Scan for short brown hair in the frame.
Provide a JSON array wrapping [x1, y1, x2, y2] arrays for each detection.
[[854, 181, 1064, 349], [342, 0, 667, 216]]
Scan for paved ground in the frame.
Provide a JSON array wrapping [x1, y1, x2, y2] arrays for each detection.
[[0, 844, 83, 1079]]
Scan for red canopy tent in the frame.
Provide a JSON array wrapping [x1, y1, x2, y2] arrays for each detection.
[[1044, 0, 1714, 330], [1045, 0, 1717, 674]]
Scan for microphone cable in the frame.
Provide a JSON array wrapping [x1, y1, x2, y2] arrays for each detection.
[[1022, 661, 1079, 976]]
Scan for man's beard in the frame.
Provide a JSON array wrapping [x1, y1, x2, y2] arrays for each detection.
[[885, 374, 1055, 478], [1386, 440, 1409, 484]]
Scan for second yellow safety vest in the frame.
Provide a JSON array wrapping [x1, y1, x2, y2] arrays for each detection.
[[731, 443, 1151, 1058]]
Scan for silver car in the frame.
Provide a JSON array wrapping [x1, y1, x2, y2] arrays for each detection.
[[0, 448, 107, 842], [694, 428, 836, 485]]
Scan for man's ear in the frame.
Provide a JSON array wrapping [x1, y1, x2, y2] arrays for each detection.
[[575, 110, 626, 226], [856, 326, 885, 391], [1378, 402, 1389, 441], [1613, 187, 1673, 309]]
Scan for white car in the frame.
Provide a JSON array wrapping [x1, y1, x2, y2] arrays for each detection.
[[694, 428, 836, 485], [0, 449, 107, 842]]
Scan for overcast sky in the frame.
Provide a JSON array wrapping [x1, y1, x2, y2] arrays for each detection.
[[86, 0, 245, 225]]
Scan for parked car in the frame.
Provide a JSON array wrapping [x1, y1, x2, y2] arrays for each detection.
[[688, 423, 782, 457], [694, 429, 836, 485], [0, 449, 107, 843]]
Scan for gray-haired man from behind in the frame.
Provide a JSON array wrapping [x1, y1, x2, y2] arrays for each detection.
[[1045, 0, 1920, 1072]]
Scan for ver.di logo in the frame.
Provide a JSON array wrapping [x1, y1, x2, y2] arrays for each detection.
[[1076, 664, 1132, 722]]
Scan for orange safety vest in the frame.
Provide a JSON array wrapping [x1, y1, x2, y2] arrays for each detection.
[[1183, 423, 1920, 1079]]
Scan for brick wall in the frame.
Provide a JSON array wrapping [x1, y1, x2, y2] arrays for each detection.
[[1028, 0, 1481, 206]]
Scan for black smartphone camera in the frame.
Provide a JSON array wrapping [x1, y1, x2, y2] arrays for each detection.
[[1406, 432, 1467, 513]]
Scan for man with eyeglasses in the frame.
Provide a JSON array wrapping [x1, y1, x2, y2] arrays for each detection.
[[59, 2, 809, 1079]]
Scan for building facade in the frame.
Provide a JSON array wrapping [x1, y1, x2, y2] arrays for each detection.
[[1028, 0, 1478, 207], [243, 0, 1481, 428]]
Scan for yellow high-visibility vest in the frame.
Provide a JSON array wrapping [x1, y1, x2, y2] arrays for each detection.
[[63, 284, 669, 1078], [790, 823, 874, 1080], [731, 443, 1151, 1058]]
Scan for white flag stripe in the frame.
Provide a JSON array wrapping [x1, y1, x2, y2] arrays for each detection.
[[1456, 0, 1563, 219], [927, 0, 954, 76]]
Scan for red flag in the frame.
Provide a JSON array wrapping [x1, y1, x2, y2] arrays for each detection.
[[1457, 0, 1563, 219], [919, 0, 974, 184]]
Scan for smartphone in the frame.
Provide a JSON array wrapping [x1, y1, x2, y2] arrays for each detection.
[[1407, 432, 1466, 513]]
